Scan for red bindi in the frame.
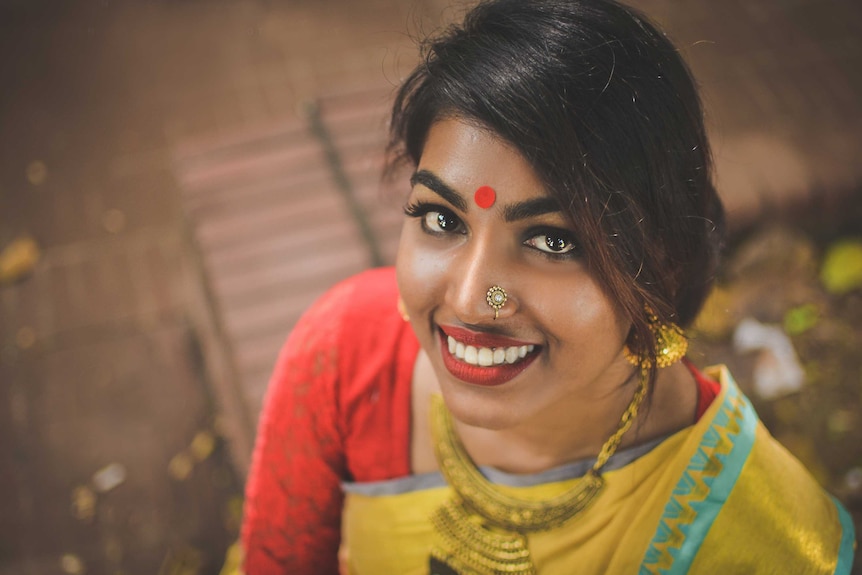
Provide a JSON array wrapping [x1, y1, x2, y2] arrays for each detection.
[[474, 185, 496, 209]]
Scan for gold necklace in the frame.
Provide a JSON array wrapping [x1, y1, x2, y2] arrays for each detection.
[[429, 370, 648, 575]]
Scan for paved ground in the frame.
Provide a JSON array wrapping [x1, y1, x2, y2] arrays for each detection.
[[0, 0, 860, 573]]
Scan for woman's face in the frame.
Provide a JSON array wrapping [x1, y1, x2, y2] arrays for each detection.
[[396, 118, 633, 431]]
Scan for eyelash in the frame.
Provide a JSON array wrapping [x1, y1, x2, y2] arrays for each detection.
[[403, 201, 580, 261], [524, 227, 581, 260], [403, 201, 465, 235]]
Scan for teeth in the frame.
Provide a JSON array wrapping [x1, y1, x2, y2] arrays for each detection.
[[446, 335, 537, 367], [505, 347, 519, 364], [492, 348, 506, 364], [464, 346, 478, 364]]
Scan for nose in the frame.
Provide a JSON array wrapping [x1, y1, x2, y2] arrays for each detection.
[[447, 238, 518, 324]]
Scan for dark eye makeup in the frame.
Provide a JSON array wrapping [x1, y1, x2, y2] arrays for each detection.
[[523, 227, 581, 260], [404, 200, 581, 261], [404, 201, 465, 235]]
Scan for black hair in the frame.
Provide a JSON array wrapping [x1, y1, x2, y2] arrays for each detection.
[[388, 0, 725, 376]]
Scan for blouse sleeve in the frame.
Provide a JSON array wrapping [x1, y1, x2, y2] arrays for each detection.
[[241, 285, 349, 575]]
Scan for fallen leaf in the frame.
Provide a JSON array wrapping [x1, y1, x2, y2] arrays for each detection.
[[71, 485, 96, 522], [0, 236, 40, 284], [168, 453, 193, 481], [189, 431, 215, 462], [783, 303, 819, 336], [820, 239, 862, 294], [60, 553, 85, 575]]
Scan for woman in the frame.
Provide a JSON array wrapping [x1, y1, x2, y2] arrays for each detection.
[[240, 1, 855, 573]]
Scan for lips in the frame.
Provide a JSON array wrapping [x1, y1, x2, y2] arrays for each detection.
[[438, 326, 540, 386]]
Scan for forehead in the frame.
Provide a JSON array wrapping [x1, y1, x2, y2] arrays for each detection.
[[417, 118, 547, 199]]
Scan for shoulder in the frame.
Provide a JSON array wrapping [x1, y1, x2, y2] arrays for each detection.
[[292, 267, 418, 480], [330, 266, 403, 331], [283, 267, 403, 355], [306, 267, 401, 325], [681, 367, 855, 572], [686, 419, 856, 572], [276, 265, 418, 414], [267, 267, 406, 390], [322, 267, 417, 409]]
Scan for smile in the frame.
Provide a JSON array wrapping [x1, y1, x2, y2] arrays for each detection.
[[447, 335, 535, 367], [438, 326, 541, 386]]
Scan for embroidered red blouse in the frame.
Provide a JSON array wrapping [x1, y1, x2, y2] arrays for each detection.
[[240, 267, 718, 575]]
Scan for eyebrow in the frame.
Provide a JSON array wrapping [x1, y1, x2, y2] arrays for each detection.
[[502, 197, 562, 222], [410, 169, 562, 222], [410, 170, 468, 212]]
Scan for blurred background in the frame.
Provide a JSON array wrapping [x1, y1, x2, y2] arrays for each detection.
[[0, 0, 860, 573]]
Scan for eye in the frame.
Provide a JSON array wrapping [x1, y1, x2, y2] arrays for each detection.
[[403, 202, 465, 235], [525, 230, 578, 256], [424, 210, 461, 233]]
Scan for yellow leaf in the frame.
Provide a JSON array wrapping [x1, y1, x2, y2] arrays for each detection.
[[820, 239, 862, 294]]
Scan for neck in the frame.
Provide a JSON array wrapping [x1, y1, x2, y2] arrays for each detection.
[[455, 362, 696, 475]]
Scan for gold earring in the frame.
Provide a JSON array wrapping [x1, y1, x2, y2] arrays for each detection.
[[397, 296, 410, 322], [486, 285, 507, 320], [624, 310, 687, 368]]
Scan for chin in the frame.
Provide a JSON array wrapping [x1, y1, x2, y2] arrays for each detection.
[[436, 377, 526, 431]]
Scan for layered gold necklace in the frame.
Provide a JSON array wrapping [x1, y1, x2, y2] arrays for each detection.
[[429, 370, 648, 575]]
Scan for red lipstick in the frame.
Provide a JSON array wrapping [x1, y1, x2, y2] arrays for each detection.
[[440, 325, 535, 348], [437, 327, 540, 387]]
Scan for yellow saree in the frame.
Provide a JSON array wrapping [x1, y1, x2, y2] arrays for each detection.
[[340, 367, 855, 574]]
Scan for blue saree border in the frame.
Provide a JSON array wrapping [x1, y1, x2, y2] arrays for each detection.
[[639, 373, 757, 575], [833, 496, 856, 575]]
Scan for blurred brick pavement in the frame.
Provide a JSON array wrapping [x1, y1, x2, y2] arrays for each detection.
[[1, 0, 860, 572]]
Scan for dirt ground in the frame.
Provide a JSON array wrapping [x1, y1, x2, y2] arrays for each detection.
[[690, 201, 862, 573]]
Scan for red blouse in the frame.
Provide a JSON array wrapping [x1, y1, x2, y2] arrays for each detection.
[[240, 268, 719, 574], [242, 268, 418, 575]]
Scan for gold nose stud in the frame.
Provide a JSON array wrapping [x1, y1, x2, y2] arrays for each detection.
[[486, 286, 507, 320]]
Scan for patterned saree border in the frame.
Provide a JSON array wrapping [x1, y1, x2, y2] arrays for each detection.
[[639, 373, 757, 575], [833, 495, 856, 575]]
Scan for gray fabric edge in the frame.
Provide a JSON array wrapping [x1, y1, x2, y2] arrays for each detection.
[[341, 433, 669, 497]]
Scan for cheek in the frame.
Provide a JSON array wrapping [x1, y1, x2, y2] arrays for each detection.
[[395, 227, 449, 312], [531, 278, 629, 347]]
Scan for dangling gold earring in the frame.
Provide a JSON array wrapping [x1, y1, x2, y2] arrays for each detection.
[[624, 309, 687, 368], [397, 296, 410, 322]]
